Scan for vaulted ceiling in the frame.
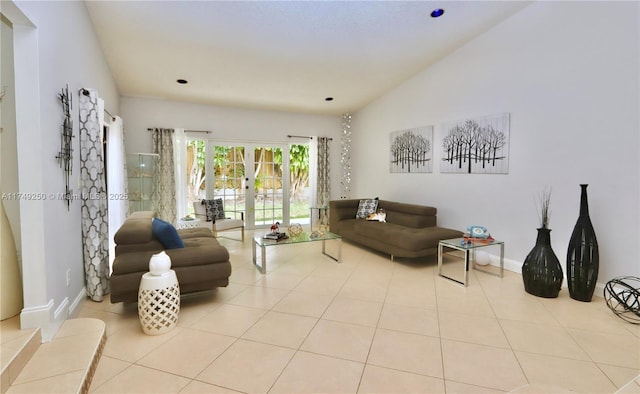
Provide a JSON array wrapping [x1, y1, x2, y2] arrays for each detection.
[[85, 1, 531, 116]]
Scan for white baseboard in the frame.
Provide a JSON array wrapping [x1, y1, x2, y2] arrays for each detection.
[[20, 299, 54, 342], [69, 287, 87, 317], [20, 287, 89, 342]]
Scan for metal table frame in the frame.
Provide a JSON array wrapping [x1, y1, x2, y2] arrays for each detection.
[[252, 232, 342, 274], [437, 238, 504, 287]]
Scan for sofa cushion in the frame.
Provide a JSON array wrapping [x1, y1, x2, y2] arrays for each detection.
[[352, 220, 462, 251], [202, 198, 225, 221], [178, 227, 216, 239], [112, 243, 229, 275], [152, 218, 185, 249], [356, 198, 378, 219]]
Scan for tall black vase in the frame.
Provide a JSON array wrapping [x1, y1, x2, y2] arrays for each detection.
[[522, 228, 563, 298], [567, 184, 599, 302]]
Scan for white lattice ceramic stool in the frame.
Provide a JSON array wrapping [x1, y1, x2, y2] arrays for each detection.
[[138, 270, 180, 335]]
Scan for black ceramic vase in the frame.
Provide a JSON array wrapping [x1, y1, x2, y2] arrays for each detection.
[[522, 228, 563, 298], [567, 184, 599, 302]]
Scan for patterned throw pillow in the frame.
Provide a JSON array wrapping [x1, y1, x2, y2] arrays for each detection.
[[356, 198, 379, 219], [202, 199, 225, 221]]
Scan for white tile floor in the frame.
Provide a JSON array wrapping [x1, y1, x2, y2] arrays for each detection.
[[74, 231, 638, 393]]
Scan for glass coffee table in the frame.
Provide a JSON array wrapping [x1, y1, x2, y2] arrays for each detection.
[[252, 231, 342, 274], [438, 238, 504, 287]]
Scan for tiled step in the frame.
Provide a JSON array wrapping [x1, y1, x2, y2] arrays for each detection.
[[1, 317, 40, 394], [4, 318, 105, 394]]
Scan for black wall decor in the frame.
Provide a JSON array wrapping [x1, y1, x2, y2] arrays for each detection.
[[440, 113, 510, 174], [389, 126, 433, 173], [56, 84, 74, 209]]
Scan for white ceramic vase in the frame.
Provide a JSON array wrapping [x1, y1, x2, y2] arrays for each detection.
[[149, 251, 171, 276]]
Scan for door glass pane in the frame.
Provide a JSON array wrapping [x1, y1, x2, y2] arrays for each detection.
[[254, 147, 283, 226], [214, 146, 246, 217], [289, 144, 310, 226]]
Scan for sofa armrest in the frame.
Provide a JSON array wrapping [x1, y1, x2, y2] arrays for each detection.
[[194, 210, 244, 223], [330, 199, 360, 221], [330, 199, 361, 234], [223, 210, 244, 221], [114, 217, 154, 245]]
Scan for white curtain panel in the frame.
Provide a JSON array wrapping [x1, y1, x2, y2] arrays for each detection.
[[106, 116, 127, 269], [152, 128, 177, 224], [173, 128, 188, 219], [79, 88, 109, 301]]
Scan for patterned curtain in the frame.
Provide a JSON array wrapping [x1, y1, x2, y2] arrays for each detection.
[[152, 128, 177, 224], [316, 137, 331, 228], [79, 89, 109, 301]]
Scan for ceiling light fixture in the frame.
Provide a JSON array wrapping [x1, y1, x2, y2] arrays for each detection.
[[325, 97, 334, 102], [176, 79, 188, 84], [431, 8, 445, 18]]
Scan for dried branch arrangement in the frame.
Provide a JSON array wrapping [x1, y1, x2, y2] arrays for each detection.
[[536, 187, 552, 229]]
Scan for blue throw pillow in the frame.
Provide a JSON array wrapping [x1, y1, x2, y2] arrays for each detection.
[[152, 218, 184, 249]]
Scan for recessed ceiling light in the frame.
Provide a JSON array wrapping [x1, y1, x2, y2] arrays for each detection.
[[431, 8, 445, 18], [176, 79, 188, 84], [325, 97, 334, 101]]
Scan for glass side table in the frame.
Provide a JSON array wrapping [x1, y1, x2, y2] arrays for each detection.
[[177, 218, 202, 229], [438, 238, 504, 287]]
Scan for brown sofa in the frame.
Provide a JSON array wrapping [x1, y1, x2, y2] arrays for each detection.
[[110, 211, 232, 303], [329, 199, 463, 260]]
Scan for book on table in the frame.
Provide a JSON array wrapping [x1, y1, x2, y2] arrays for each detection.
[[263, 232, 287, 240]]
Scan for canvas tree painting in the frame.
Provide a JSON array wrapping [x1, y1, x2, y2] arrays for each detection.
[[390, 126, 433, 173], [440, 113, 510, 174]]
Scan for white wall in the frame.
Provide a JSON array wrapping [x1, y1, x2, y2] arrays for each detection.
[[9, 0, 119, 339], [121, 96, 343, 202], [351, 1, 639, 287], [1, 15, 20, 251]]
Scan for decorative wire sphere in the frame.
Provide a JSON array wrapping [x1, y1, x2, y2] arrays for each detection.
[[288, 223, 304, 238], [604, 276, 640, 324]]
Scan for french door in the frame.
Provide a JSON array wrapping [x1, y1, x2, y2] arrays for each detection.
[[186, 140, 310, 230], [250, 145, 287, 227]]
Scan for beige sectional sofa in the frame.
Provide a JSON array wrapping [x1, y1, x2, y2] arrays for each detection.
[[329, 199, 463, 260], [110, 211, 232, 303]]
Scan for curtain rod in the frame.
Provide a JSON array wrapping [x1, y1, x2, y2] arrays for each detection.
[[147, 128, 210, 133], [80, 88, 115, 121], [104, 108, 115, 121], [287, 134, 333, 141]]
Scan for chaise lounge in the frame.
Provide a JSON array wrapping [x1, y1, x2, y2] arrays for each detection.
[[329, 199, 463, 260], [110, 211, 232, 303]]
